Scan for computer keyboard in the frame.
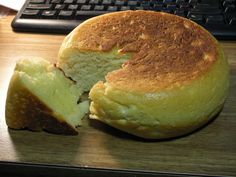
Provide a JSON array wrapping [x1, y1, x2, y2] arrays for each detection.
[[12, 0, 236, 39]]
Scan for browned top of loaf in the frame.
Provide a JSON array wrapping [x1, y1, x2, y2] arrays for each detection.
[[69, 10, 219, 92]]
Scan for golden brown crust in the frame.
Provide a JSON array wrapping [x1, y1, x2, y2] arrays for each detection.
[[5, 73, 78, 135], [68, 10, 218, 92]]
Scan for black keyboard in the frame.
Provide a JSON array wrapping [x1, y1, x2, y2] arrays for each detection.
[[12, 0, 236, 39]]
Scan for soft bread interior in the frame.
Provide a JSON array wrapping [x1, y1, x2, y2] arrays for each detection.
[[58, 46, 131, 92], [7, 58, 89, 129], [89, 46, 229, 139]]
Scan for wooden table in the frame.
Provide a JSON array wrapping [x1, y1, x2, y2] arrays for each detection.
[[0, 12, 236, 177]]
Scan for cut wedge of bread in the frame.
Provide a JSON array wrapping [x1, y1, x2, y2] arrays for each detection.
[[5, 58, 89, 135]]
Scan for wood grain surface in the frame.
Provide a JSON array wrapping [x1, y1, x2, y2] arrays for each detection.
[[0, 14, 236, 176]]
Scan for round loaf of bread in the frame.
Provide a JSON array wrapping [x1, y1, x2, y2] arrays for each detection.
[[58, 11, 229, 139]]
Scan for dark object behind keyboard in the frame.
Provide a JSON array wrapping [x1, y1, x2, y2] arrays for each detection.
[[12, 0, 236, 40]]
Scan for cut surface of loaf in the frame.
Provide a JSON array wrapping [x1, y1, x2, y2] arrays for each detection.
[[58, 46, 131, 92], [5, 58, 89, 135], [58, 11, 229, 139]]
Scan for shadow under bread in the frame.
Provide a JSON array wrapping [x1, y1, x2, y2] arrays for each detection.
[[7, 127, 82, 165]]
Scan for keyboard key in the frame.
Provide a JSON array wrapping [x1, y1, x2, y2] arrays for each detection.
[[75, 10, 107, 19], [205, 15, 225, 24], [135, 6, 144, 10], [223, 0, 235, 7], [115, 0, 125, 6], [77, 0, 87, 4], [225, 4, 236, 13], [55, 4, 65, 9], [42, 10, 57, 18], [201, 0, 219, 4], [120, 6, 130, 11], [50, 0, 61, 3], [163, 0, 175, 3], [127, 1, 137, 6], [68, 4, 78, 10], [188, 14, 203, 23], [102, 0, 113, 5], [153, 4, 163, 11], [21, 9, 40, 18], [29, 0, 45, 3], [188, 0, 198, 5], [174, 9, 185, 17], [229, 16, 236, 25], [94, 5, 105, 10], [179, 3, 190, 9], [107, 6, 118, 11], [26, 4, 52, 9], [64, 0, 74, 3], [167, 4, 177, 10], [194, 3, 219, 9], [58, 10, 73, 18], [141, 2, 151, 9], [176, 0, 185, 4], [81, 5, 92, 10], [89, 0, 99, 4], [161, 8, 172, 13], [189, 8, 222, 15]]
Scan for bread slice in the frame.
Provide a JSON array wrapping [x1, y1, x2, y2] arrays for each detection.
[[58, 11, 229, 139], [5, 58, 89, 135]]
